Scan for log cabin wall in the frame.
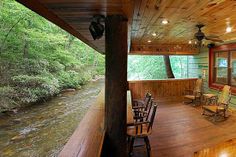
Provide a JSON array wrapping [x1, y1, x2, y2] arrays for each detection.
[[188, 47, 236, 107], [188, 47, 209, 94], [128, 79, 197, 101]]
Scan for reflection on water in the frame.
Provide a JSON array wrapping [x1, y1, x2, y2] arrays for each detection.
[[0, 79, 104, 157]]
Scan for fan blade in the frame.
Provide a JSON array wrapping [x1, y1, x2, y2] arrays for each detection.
[[206, 35, 220, 39], [205, 37, 224, 43]]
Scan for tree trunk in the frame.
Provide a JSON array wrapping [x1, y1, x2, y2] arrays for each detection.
[[23, 33, 29, 58], [0, 15, 26, 53], [164, 55, 175, 78]]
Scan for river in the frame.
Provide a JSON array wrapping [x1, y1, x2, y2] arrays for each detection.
[[0, 79, 104, 157]]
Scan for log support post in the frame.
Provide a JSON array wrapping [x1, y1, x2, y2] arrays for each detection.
[[104, 15, 128, 157]]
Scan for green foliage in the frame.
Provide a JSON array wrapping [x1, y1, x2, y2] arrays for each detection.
[[128, 55, 167, 80], [170, 56, 188, 78], [57, 71, 81, 89], [0, 86, 17, 112], [128, 55, 188, 80], [0, 0, 105, 111], [11, 75, 60, 103]]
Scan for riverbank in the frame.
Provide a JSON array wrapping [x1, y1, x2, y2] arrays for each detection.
[[0, 79, 104, 157], [0, 75, 105, 113]]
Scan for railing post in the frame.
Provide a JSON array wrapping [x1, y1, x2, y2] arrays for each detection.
[[104, 15, 128, 157]]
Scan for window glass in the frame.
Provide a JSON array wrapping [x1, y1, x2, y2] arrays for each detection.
[[214, 51, 228, 84], [127, 55, 189, 80], [231, 51, 236, 86]]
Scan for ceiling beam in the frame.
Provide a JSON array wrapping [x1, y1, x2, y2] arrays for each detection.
[[130, 44, 199, 55]]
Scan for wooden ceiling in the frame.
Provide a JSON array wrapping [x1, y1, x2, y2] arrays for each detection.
[[17, 0, 236, 54]]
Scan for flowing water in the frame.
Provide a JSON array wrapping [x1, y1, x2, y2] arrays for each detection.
[[0, 79, 104, 157]]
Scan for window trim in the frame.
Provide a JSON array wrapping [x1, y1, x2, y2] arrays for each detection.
[[209, 43, 236, 94]]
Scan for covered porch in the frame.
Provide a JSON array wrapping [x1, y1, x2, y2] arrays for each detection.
[[16, 0, 236, 157]]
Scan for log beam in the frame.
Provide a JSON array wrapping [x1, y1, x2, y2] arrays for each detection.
[[104, 15, 128, 157]]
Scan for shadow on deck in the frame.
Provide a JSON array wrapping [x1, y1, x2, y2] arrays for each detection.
[[132, 100, 236, 157]]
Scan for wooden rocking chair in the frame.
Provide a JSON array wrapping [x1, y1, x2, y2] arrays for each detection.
[[132, 92, 152, 121], [183, 78, 203, 106], [127, 103, 157, 157], [202, 85, 231, 121]]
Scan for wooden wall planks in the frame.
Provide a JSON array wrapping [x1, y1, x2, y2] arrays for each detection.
[[128, 78, 197, 101]]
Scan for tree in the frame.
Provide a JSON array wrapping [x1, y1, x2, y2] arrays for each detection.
[[164, 55, 175, 78]]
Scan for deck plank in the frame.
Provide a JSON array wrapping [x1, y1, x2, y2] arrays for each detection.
[[132, 101, 236, 157]]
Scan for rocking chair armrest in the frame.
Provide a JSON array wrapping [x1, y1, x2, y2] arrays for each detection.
[[127, 121, 150, 126], [218, 102, 229, 108]]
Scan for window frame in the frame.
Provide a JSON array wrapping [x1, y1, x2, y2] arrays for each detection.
[[209, 43, 236, 94]]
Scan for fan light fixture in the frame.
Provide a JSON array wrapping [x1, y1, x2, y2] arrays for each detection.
[[89, 15, 105, 40], [152, 33, 157, 36], [161, 19, 169, 24], [226, 26, 232, 33]]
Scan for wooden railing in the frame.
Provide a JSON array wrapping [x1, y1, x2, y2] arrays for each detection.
[[128, 78, 197, 101], [59, 89, 105, 157]]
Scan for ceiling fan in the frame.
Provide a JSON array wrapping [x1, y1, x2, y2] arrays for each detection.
[[194, 24, 224, 44]]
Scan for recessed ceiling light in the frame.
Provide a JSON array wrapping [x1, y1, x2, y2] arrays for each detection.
[[188, 40, 192, 44], [152, 33, 157, 36], [226, 26, 232, 33], [147, 40, 152, 43], [162, 19, 169, 25], [194, 41, 197, 44]]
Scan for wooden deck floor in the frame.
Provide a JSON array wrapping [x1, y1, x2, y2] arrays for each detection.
[[132, 101, 236, 157]]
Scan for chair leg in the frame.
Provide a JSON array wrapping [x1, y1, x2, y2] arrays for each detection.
[[129, 137, 135, 156], [144, 137, 151, 150], [144, 137, 151, 157], [202, 108, 205, 115], [127, 136, 130, 143]]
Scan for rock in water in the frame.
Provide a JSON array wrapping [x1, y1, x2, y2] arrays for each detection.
[[11, 135, 25, 141], [61, 89, 76, 93]]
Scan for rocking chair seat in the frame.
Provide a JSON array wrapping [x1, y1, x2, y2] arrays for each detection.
[[202, 105, 225, 113], [184, 95, 197, 100]]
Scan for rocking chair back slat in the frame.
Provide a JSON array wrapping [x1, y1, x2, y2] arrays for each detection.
[[218, 85, 231, 105]]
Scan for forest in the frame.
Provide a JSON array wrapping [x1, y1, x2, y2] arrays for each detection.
[[0, 0, 105, 112]]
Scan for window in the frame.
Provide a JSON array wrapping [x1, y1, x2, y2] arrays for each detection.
[[214, 51, 228, 84], [213, 51, 236, 86], [128, 55, 189, 80], [231, 51, 236, 86], [209, 43, 236, 94]]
